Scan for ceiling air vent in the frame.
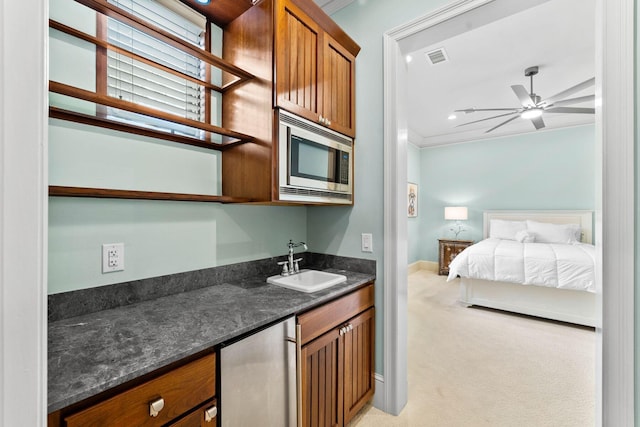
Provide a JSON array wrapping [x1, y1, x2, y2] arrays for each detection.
[[425, 48, 448, 65]]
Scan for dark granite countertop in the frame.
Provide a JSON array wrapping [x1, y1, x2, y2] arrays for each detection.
[[48, 268, 374, 413]]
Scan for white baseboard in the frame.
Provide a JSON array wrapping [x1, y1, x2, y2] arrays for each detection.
[[408, 260, 437, 274], [372, 373, 385, 410]]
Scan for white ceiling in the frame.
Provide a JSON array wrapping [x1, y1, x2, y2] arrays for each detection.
[[402, 0, 596, 147], [314, 0, 355, 15]]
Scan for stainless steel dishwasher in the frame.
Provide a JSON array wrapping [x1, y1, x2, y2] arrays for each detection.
[[220, 316, 298, 427]]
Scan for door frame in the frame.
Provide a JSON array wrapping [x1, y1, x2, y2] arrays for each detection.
[[382, 0, 635, 424], [0, 0, 49, 425]]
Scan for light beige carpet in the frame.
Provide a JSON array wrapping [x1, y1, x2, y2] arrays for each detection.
[[350, 270, 595, 427]]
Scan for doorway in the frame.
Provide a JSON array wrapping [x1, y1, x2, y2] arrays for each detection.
[[382, 0, 635, 424]]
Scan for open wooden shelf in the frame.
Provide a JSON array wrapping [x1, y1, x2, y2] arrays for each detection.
[[49, 186, 253, 203], [50, 82, 254, 146], [49, 107, 248, 152]]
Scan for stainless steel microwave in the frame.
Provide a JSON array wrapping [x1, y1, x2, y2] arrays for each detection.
[[278, 110, 353, 204]]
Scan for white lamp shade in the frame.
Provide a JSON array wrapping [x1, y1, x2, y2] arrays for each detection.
[[444, 206, 468, 220]]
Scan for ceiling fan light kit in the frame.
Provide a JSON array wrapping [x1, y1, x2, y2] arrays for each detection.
[[521, 108, 543, 119], [455, 66, 595, 133]]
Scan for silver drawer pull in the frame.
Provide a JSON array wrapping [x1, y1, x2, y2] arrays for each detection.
[[149, 397, 165, 417], [204, 405, 218, 422]]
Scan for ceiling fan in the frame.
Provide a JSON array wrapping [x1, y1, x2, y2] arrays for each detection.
[[455, 66, 595, 133]]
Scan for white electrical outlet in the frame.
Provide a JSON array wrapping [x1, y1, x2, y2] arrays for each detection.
[[102, 243, 125, 273], [361, 233, 373, 253]]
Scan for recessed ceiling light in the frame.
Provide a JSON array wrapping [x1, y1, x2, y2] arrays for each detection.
[[196, 0, 210, 4], [448, 114, 457, 120], [405, 55, 413, 63]]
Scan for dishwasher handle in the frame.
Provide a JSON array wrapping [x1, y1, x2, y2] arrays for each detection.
[[295, 323, 303, 427]]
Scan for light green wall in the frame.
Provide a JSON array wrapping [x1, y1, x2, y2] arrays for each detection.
[[49, 197, 306, 293], [319, 0, 450, 377], [50, 120, 222, 195], [417, 125, 595, 262], [408, 142, 421, 264]]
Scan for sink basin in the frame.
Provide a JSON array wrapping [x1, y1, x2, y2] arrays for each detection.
[[267, 269, 347, 293]]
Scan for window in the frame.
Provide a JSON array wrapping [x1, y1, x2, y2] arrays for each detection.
[[101, 0, 207, 137]]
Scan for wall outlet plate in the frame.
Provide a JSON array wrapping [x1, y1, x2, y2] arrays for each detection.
[[102, 243, 124, 273]]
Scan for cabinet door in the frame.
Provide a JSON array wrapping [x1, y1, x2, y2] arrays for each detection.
[[343, 307, 375, 425], [301, 327, 343, 427], [275, 0, 322, 123], [322, 33, 356, 137]]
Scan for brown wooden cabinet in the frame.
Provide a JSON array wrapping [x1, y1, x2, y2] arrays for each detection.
[[222, 0, 359, 203], [343, 307, 375, 423], [297, 283, 375, 426], [300, 326, 343, 426], [320, 32, 357, 137], [50, 353, 217, 427], [275, 0, 322, 124], [275, 0, 356, 137], [438, 239, 474, 275]]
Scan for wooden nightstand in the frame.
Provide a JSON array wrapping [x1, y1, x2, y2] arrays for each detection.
[[438, 239, 474, 276]]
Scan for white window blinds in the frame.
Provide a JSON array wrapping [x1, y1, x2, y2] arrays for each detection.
[[106, 0, 206, 136]]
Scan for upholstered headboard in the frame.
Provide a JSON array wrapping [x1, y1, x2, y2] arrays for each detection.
[[483, 210, 594, 244]]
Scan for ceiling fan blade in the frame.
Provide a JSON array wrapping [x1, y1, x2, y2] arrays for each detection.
[[530, 116, 545, 130], [544, 77, 596, 105], [454, 108, 520, 113], [485, 115, 520, 133], [456, 111, 519, 127], [511, 85, 535, 108], [545, 107, 595, 114], [546, 94, 595, 107]]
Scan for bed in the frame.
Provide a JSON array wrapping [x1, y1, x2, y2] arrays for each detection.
[[447, 210, 598, 327]]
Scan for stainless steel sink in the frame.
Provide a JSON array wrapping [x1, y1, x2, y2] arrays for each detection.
[[267, 269, 347, 293]]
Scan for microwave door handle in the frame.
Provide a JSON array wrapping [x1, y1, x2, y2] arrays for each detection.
[[287, 127, 292, 180]]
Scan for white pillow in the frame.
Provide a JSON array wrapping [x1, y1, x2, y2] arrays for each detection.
[[515, 229, 535, 243], [525, 220, 581, 244], [489, 219, 527, 240]]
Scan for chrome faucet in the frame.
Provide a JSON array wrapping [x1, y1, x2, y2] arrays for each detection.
[[278, 239, 307, 275]]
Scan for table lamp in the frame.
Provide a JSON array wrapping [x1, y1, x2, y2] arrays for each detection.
[[444, 206, 468, 239]]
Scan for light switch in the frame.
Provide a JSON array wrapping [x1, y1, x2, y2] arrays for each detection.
[[361, 233, 373, 252]]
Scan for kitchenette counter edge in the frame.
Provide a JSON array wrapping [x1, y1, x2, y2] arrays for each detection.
[[48, 255, 375, 413]]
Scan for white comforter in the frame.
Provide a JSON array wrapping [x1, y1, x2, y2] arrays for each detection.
[[446, 238, 596, 292]]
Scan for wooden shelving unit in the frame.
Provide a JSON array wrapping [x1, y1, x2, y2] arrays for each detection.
[[48, 0, 258, 203]]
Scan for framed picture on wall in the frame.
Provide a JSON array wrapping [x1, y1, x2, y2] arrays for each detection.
[[408, 182, 418, 217]]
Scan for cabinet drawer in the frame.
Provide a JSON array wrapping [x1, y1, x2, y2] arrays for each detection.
[[298, 283, 374, 345], [64, 353, 216, 427], [169, 399, 217, 427]]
